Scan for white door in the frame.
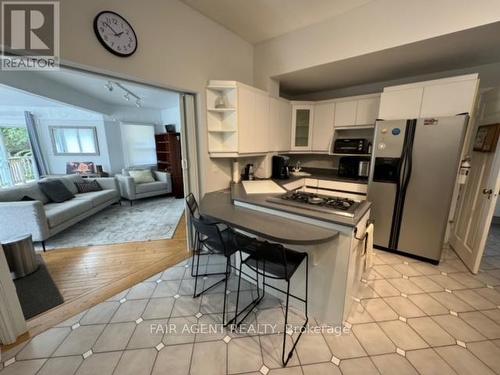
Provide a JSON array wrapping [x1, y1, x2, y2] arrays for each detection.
[[450, 132, 500, 273]]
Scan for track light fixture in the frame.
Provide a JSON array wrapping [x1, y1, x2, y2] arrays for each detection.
[[105, 80, 142, 106]]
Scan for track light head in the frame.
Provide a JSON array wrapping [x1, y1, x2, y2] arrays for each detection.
[[105, 81, 113, 92]]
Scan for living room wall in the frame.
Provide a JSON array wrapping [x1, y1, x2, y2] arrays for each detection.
[[56, 0, 253, 195]]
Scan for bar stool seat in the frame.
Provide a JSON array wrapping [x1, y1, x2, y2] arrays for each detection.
[[244, 248, 306, 280]]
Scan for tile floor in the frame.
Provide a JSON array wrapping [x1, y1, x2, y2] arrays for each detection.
[[1, 224, 500, 375]]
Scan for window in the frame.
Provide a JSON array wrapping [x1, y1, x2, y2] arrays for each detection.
[[50, 126, 99, 155], [121, 124, 157, 166]]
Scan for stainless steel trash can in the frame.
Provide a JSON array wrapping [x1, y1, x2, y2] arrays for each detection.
[[2, 234, 39, 279]]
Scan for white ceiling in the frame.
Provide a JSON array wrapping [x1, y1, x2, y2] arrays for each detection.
[[180, 0, 372, 44], [36, 69, 180, 110], [278, 22, 500, 96], [0, 85, 64, 108]]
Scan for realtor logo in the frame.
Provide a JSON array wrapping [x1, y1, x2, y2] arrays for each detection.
[[1, 1, 60, 70]]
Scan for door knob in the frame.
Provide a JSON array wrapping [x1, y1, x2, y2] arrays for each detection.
[[482, 189, 493, 199]]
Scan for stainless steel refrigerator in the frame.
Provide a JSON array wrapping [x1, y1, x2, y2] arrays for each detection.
[[367, 115, 468, 263]]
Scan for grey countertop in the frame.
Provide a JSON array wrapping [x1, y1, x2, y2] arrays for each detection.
[[230, 183, 371, 228], [199, 190, 339, 245]]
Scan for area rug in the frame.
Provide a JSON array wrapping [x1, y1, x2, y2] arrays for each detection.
[[14, 256, 64, 319], [41, 196, 185, 250]]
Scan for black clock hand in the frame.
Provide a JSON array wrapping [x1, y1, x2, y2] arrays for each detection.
[[104, 22, 120, 36]]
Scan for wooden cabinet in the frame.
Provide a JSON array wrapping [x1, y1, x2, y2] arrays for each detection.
[[334, 101, 357, 127], [378, 87, 423, 120], [312, 102, 335, 151], [155, 133, 184, 198], [291, 104, 314, 151], [356, 97, 380, 125]]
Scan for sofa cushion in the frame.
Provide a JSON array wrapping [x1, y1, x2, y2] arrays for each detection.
[[44, 199, 92, 228], [75, 180, 102, 194], [0, 182, 50, 204], [135, 181, 169, 194], [129, 169, 155, 184], [38, 180, 74, 203], [74, 189, 119, 207], [56, 174, 84, 195]]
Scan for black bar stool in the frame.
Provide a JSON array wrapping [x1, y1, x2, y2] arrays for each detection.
[[186, 193, 260, 326], [234, 240, 309, 367]]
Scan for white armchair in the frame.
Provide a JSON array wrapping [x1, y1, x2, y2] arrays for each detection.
[[115, 169, 172, 204]]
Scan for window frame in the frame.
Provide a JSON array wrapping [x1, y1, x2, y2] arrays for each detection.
[[50, 126, 100, 156]]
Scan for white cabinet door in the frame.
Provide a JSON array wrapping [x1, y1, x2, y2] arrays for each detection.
[[379, 87, 423, 120], [334, 101, 357, 127], [420, 80, 478, 118], [278, 99, 292, 152], [254, 91, 269, 152], [268, 98, 280, 152], [238, 86, 255, 154], [356, 97, 380, 125], [312, 102, 335, 151], [291, 104, 314, 151]]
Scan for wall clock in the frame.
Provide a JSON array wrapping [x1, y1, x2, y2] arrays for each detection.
[[93, 11, 137, 57]]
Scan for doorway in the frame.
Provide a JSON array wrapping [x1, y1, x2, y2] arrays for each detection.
[[0, 126, 37, 187]]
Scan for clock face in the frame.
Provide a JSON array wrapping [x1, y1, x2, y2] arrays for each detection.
[[93, 11, 137, 57]]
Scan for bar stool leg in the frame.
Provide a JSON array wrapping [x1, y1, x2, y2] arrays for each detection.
[[193, 235, 202, 298], [222, 255, 231, 326]]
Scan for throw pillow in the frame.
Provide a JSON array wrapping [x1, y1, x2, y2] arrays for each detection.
[[75, 180, 103, 194], [128, 169, 155, 184], [38, 180, 75, 203]]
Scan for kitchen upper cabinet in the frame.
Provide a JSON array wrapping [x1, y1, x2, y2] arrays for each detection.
[[237, 85, 256, 154], [291, 104, 314, 151], [334, 101, 357, 127], [269, 97, 291, 152], [420, 80, 478, 117], [356, 97, 380, 125], [379, 74, 479, 120], [312, 102, 335, 151], [378, 87, 424, 120], [254, 91, 270, 153]]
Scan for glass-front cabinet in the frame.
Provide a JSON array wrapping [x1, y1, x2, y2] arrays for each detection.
[[291, 104, 314, 151]]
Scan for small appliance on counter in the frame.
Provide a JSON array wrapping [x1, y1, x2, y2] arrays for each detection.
[[338, 157, 371, 180], [272, 155, 290, 179], [242, 163, 255, 180], [334, 138, 371, 154]]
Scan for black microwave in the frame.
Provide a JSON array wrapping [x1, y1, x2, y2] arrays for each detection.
[[333, 138, 371, 154]]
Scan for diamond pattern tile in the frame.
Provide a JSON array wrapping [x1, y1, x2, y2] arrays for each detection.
[[5, 226, 500, 375]]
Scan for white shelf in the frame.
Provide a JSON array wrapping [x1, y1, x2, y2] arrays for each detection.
[[207, 107, 236, 112]]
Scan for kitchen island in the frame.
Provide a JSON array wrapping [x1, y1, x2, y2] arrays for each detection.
[[199, 183, 371, 325]]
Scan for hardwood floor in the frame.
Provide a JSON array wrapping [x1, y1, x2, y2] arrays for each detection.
[[1, 215, 190, 351]]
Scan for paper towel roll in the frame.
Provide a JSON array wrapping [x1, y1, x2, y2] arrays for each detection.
[[232, 161, 240, 183]]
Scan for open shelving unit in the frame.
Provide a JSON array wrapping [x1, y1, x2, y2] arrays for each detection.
[[206, 81, 239, 156]]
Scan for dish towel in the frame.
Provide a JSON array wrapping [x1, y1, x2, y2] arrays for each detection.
[[365, 223, 375, 270]]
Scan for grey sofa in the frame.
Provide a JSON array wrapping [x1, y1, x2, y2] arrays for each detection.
[[115, 168, 172, 203], [0, 174, 120, 251]]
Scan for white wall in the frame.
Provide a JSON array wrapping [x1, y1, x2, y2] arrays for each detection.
[[0, 106, 113, 174], [161, 105, 182, 133], [254, 0, 500, 91], [55, 0, 253, 194]]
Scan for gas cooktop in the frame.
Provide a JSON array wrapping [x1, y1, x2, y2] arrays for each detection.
[[266, 190, 361, 217]]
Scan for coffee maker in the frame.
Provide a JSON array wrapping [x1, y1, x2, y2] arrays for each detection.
[[272, 155, 290, 179]]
